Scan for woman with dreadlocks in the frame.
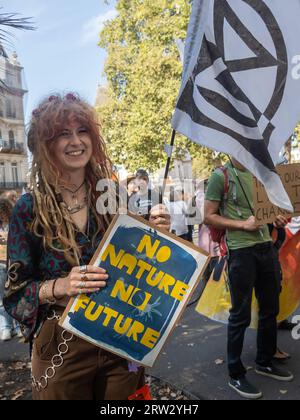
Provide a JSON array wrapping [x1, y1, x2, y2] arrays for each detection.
[[3, 93, 170, 400]]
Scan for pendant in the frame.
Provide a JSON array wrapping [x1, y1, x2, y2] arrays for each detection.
[[72, 194, 78, 205], [66, 196, 88, 214]]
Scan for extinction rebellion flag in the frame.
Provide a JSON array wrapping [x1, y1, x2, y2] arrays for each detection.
[[172, 0, 300, 211]]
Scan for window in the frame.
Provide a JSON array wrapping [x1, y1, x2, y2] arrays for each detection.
[[17, 71, 22, 87], [9, 130, 15, 147], [6, 99, 16, 119], [5, 69, 14, 87], [0, 163, 5, 184], [11, 162, 18, 185]]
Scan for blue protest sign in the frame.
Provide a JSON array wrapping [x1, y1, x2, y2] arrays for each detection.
[[61, 213, 208, 367]]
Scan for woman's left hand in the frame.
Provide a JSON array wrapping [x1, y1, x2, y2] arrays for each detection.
[[149, 204, 171, 231]]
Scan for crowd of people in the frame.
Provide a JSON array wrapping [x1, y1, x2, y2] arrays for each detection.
[[117, 158, 296, 400], [0, 92, 298, 400]]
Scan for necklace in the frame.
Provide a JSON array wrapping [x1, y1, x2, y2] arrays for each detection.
[[67, 196, 88, 214], [63, 181, 87, 211], [63, 180, 86, 201]]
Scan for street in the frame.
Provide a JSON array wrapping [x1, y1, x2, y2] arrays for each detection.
[[150, 294, 300, 400], [1, 293, 299, 400]]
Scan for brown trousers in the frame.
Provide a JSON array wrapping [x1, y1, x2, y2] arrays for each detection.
[[31, 318, 145, 400]]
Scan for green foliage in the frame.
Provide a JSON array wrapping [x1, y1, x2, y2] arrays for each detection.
[[98, 0, 215, 175], [0, 11, 35, 93], [294, 124, 300, 144], [0, 12, 35, 40]]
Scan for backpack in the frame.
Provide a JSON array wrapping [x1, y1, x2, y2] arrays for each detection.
[[208, 166, 230, 256]]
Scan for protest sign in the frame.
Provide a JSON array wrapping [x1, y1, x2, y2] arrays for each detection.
[[60, 212, 209, 367], [254, 164, 300, 224]]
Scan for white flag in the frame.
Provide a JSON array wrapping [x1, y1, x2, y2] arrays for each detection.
[[171, 0, 300, 212]]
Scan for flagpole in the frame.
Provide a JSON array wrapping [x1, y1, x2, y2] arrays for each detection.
[[161, 129, 177, 200]]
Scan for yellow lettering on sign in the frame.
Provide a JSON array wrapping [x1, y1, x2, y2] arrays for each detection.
[[111, 279, 135, 302], [111, 280, 153, 311], [84, 301, 104, 322], [74, 295, 90, 313], [170, 281, 189, 302], [101, 244, 125, 267], [158, 274, 176, 294], [118, 253, 137, 275], [135, 260, 152, 280], [155, 246, 171, 263], [137, 234, 172, 263], [126, 321, 145, 341], [114, 315, 133, 334], [128, 290, 152, 311], [137, 234, 161, 259], [140, 328, 161, 349], [102, 307, 119, 327], [146, 268, 164, 287]]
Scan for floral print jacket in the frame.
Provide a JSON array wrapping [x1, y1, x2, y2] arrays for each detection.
[[3, 193, 102, 342]]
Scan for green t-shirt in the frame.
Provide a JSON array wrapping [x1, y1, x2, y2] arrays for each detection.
[[205, 163, 271, 250]]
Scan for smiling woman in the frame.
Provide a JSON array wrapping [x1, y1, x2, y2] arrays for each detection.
[[27, 93, 113, 265], [52, 122, 93, 174]]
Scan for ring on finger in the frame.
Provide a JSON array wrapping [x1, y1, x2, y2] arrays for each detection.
[[78, 281, 86, 289], [80, 273, 89, 281], [79, 265, 88, 274]]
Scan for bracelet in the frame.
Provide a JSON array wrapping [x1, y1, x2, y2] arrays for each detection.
[[52, 278, 64, 301], [41, 281, 56, 305]]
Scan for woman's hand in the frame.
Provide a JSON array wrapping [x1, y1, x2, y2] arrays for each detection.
[[54, 265, 108, 298], [149, 204, 171, 231]]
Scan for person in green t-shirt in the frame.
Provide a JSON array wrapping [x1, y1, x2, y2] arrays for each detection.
[[204, 157, 293, 400]]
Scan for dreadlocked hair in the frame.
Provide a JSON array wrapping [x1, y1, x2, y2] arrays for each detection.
[[28, 93, 116, 266]]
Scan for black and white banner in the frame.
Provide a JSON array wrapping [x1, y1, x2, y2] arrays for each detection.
[[172, 0, 300, 211]]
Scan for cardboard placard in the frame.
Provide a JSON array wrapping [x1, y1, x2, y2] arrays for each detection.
[[60, 212, 209, 368], [254, 163, 300, 224]]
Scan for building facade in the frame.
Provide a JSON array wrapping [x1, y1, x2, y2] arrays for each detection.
[[0, 45, 28, 193]]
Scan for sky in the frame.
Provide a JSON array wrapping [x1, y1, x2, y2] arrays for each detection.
[[1, 0, 117, 121]]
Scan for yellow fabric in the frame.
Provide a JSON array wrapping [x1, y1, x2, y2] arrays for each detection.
[[196, 231, 300, 328]]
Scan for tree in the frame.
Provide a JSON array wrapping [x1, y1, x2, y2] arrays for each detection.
[[0, 10, 35, 92], [98, 0, 216, 175]]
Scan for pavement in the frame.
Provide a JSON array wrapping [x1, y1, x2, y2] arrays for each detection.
[[1, 294, 300, 401], [0, 336, 29, 363], [149, 290, 300, 401]]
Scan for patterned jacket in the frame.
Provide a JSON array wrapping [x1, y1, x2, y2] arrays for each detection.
[[3, 194, 102, 342]]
